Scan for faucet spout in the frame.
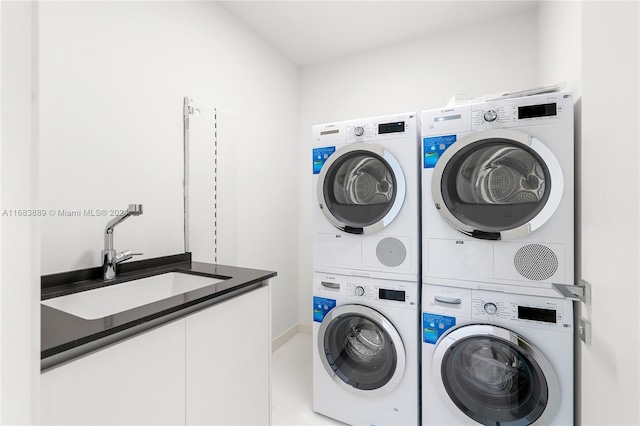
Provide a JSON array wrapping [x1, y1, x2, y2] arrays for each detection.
[[102, 204, 143, 280], [104, 204, 143, 251]]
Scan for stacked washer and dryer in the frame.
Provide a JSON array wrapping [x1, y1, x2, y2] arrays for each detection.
[[311, 113, 421, 425], [420, 91, 576, 425], [310, 92, 576, 426]]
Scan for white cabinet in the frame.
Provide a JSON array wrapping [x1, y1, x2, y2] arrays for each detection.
[[40, 285, 271, 426], [40, 318, 186, 425], [186, 285, 271, 425]]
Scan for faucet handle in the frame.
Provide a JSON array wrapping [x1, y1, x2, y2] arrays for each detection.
[[115, 250, 144, 264], [127, 204, 143, 215]]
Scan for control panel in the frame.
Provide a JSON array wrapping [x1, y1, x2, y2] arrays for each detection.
[[471, 92, 570, 129], [347, 282, 417, 307], [472, 105, 511, 126], [471, 298, 511, 319], [424, 284, 573, 330], [470, 291, 568, 329], [346, 114, 415, 141], [347, 123, 375, 139]]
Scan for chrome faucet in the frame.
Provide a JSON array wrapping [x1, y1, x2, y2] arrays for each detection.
[[102, 204, 143, 280]]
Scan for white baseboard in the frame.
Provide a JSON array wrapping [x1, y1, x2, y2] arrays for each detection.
[[272, 323, 300, 352], [271, 322, 313, 352], [298, 322, 312, 335]]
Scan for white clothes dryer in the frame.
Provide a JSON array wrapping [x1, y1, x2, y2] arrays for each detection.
[[313, 113, 420, 281], [422, 283, 574, 425], [421, 92, 574, 293], [312, 271, 420, 425]]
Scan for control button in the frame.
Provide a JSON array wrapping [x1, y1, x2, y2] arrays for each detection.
[[484, 302, 498, 315], [355, 286, 365, 296], [484, 110, 498, 122], [354, 126, 365, 137]]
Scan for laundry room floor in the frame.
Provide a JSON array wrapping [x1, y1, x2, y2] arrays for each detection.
[[272, 332, 345, 425]]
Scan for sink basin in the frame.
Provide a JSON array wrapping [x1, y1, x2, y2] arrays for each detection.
[[42, 272, 224, 320]]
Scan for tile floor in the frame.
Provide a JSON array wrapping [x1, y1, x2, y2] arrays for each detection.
[[271, 332, 344, 425]]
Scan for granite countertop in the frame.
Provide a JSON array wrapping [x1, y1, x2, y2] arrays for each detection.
[[41, 253, 276, 370]]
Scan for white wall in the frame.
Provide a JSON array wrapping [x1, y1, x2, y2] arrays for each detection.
[[0, 2, 40, 423], [38, 1, 299, 341], [537, 1, 582, 96], [297, 8, 540, 327], [538, 2, 640, 424], [579, 2, 640, 425]]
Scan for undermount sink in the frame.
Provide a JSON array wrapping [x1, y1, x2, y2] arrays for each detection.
[[42, 272, 224, 320]]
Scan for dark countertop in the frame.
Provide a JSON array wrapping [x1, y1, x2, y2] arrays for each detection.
[[41, 253, 276, 371]]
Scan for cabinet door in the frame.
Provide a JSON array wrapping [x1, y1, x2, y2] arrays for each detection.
[[41, 318, 186, 425], [186, 285, 271, 425]]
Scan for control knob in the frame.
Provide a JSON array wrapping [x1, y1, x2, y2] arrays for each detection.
[[354, 126, 365, 137], [355, 286, 365, 296], [484, 302, 498, 315], [483, 110, 498, 122]]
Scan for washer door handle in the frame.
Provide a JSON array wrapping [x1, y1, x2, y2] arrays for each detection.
[[434, 296, 462, 305], [321, 281, 340, 290]]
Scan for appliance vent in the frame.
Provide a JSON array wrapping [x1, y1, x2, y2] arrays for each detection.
[[376, 237, 406, 268], [514, 244, 558, 281]]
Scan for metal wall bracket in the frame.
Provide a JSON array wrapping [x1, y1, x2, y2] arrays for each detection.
[[552, 279, 591, 305], [578, 317, 592, 345]]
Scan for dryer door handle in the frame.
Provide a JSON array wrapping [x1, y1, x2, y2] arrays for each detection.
[[471, 230, 501, 240]]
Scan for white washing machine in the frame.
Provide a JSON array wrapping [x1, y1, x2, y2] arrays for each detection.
[[422, 283, 574, 425], [421, 92, 574, 293], [313, 112, 420, 281], [312, 271, 419, 425]]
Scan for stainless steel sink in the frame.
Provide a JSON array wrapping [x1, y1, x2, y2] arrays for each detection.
[[42, 272, 223, 320]]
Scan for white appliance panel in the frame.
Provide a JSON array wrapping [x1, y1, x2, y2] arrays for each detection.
[[428, 238, 493, 279], [313, 232, 362, 270]]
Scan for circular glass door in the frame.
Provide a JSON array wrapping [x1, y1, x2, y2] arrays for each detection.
[[318, 304, 406, 396], [317, 143, 406, 234], [432, 129, 563, 240], [433, 325, 560, 425]]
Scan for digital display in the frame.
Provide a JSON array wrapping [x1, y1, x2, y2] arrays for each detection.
[[379, 121, 405, 134], [379, 288, 405, 302], [518, 306, 557, 323], [518, 103, 557, 119]]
